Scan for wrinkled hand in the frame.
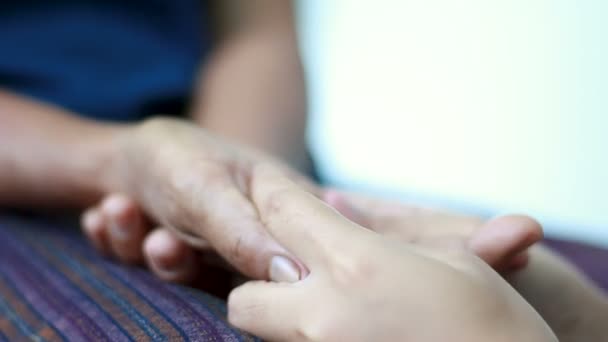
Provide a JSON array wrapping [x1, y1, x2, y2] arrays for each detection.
[[82, 163, 540, 283], [84, 117, 315, 281], [82, 190, 539, 283], [227, 165, 557, 342], [81, 117, 540, 283]]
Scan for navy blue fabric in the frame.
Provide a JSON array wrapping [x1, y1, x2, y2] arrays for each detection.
[[0, 0, 210, 121]]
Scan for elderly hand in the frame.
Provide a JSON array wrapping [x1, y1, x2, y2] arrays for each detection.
[[82, 144, 539, 283], [83, 117, 316, 281], [82, 187, 538, 284]]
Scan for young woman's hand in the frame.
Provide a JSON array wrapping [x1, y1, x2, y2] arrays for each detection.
[[227, 165, 557, 342]]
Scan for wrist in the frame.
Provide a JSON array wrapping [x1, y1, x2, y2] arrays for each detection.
[[102, 115, 189, 196], [0, 89, 135, 208], [82, 120, 133, 197]]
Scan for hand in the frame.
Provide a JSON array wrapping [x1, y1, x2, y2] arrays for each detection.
[[324, 191, 608, 341], [323, 190, 542, 272], [81, 193, 201, 282], [81, 190, 539, 283], [81, 117, 540, 285], [508, 246, 608, 342], [97, 117, 316, 281], [82, 177, 540, 283], [227, 165, 557, 342]]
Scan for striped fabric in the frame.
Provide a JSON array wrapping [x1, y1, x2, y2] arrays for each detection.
[[0, 214, 260, 342]]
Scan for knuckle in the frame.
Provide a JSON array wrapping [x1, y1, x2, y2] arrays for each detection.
[[164, 164, 227, 223], [162, 154, 236, 206]]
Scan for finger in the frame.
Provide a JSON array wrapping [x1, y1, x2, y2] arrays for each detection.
[[102, 194, 149, 263], [468, 215, 543, 268], [251, 164, 366, 266], [144, 228, 199, 283], [228, 280, 300, 341], [81, 207, 111, 255], [181, 166, 306, 282]]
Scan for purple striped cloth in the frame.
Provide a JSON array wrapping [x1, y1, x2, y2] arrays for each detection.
[[0, 214, 260, 341], [2, 214, 606, 341]]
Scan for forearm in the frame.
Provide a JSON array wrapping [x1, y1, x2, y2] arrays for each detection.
[[0, 90, 124, 208], [191, 2, 310, 172], [508, 245, 608, 342]]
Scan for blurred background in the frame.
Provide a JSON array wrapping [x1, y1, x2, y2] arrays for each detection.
[[297, 1, 607, 247]]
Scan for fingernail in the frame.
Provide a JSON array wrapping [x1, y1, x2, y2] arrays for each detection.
[[269, 256, 300, 283]]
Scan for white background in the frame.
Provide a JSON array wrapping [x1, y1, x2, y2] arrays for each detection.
[[297, 1, 608, 246]]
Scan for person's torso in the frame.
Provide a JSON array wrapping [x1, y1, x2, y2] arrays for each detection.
[[0, 0, 210, 121]]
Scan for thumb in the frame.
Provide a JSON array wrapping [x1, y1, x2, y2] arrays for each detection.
[[228, 280, 300, 341], [468, 215, 543, 270]]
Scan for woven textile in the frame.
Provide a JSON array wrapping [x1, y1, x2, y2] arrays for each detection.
[[2, 213, 606, 341], [0, 214, 259, 342]]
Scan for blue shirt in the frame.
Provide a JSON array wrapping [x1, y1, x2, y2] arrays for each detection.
[[0, 0, 210, 121]]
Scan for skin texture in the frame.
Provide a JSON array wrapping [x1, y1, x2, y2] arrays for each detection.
[[85, 187, 608, 341], [84, 189, 539, 280], [0, 0, 308, 280], [109, 117, 316, 280], [226, 165, 558, 342], [320, 191, 608, 341]]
